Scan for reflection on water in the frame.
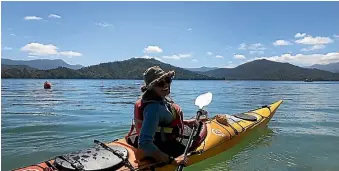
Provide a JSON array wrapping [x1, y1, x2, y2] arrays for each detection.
[[2, 79, 339, 171], [187, 127, 276, 171]]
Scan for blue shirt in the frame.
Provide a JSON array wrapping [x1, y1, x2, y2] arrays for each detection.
[[138, 100, 174, 156]]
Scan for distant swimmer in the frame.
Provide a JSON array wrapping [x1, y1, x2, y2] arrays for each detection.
[[44, 81, 51, 89]]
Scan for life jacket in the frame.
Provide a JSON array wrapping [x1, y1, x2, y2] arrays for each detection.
[[125, 99, 184, 147]]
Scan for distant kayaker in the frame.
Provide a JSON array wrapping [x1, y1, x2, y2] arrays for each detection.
[[44, 81, 51, 89], [125, 66, 198, 166]]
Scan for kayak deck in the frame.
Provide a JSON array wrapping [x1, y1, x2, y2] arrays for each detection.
[[13, 100, 283, 171]]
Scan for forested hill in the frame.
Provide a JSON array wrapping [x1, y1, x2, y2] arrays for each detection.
[[1, 58, 216, 80], [203, 59, 339, 81]]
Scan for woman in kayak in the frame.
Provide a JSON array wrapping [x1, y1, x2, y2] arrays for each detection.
[[127, 66, 198, 166]]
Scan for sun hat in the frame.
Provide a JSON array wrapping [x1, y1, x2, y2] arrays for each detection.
[[141, 66, 175, 92]]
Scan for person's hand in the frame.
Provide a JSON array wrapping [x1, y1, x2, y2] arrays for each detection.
[[185, 118, 206, 128], [172, 154, 188, 166], [183, 119, 198, 128], [199, 117, 208, 122], [191, 119, 200, 127]]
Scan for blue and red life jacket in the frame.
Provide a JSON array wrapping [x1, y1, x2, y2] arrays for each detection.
[[125, 99, 185, 147]]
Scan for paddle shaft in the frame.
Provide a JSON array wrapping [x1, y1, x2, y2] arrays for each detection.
[[176, 110, 203, 171]]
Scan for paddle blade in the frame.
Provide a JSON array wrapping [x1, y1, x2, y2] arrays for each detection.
[[195, 92, 213, 109]]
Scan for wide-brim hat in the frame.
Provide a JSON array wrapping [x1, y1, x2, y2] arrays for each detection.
[[142, 66, 175, 91]]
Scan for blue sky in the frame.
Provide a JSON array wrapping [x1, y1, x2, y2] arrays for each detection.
[[2, 1, 339, 68]]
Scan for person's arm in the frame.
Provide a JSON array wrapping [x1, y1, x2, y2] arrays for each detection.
[[138, 103, 172, 164], [138, 103, 189, 166]]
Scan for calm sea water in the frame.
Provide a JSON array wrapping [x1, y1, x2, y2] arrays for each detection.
[[2, 79, 339, 171]]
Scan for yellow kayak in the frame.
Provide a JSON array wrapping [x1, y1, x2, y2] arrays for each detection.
[[14, 100, 283, 171]]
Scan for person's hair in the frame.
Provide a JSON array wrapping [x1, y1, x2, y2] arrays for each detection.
[[141, 88, 162, 101], [141, 85, 147, 93]]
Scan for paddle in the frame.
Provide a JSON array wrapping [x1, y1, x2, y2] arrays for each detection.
[[176, 92, 213, 171]]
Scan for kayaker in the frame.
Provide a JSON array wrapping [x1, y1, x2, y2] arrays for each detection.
[[44, 81, 51, 89], [126, 66, 198, 166]]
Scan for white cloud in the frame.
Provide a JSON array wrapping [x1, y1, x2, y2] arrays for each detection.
[[238, 43, 247, 50], [178, 53, 192, 58], [136, 52, 193, 61], [59, 51, 82, 57], [20, 43, 82, 57], [3, 46, 13, 50], [301, 45, 325, 52], [48, 14, 61, 19], [21, 43, 58, 56], [238, 43, 266, 54], [162, 53, 192, 60], [95, 22, 114, 28], [249, 52, 339, 66], [24, 16, 43, 20], [334, 34, 339, 39], [10, 33, 16, 36], [224, 61, 236, 68], [295, 33, 306, 38], [143, 46, 163, 53], [206, 52, 213, 56], [223, 65, 235, 68], [135, 55, 163, 62], [187, 28, 192, 31], [249, 43, 266, 50], [234, 54, 246, 59], [295, 35, 333, 45], [273, 40, 292, 46], [215, 55, 224, 58], [250, 51, 264, 55]]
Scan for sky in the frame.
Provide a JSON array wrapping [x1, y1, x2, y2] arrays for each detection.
[[1, 1, 339, 68]]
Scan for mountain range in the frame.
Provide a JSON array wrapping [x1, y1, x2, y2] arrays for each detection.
[[1, 58, 84, 70], [1, 58, 215, 80], [2, 58, 339, 81], [203, 59, 339, 81], [309, 62, 339, 73], [185, 67, 219, 72]]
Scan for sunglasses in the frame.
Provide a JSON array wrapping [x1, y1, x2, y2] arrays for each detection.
[[155, 77, 172, 87]]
